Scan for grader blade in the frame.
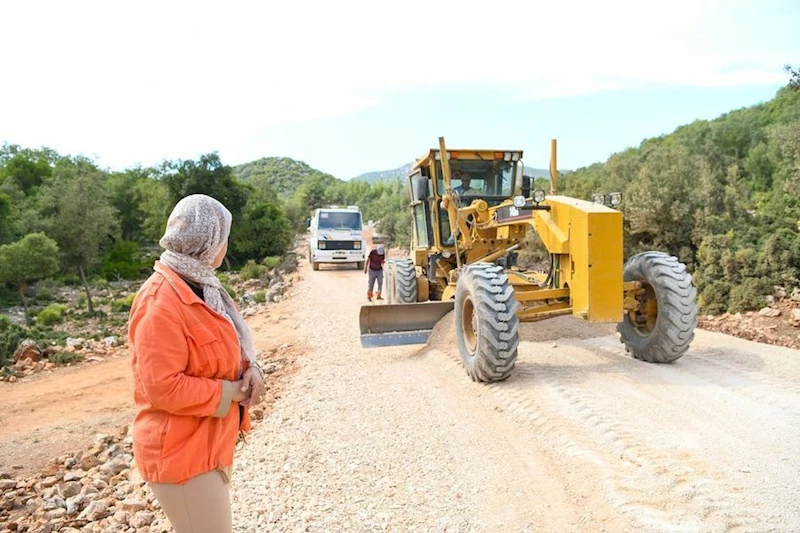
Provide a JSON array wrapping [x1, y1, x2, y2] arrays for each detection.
[[359, 301, 455, 348]]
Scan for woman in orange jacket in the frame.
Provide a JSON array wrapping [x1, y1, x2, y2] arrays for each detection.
[[128, 194, 265, 533]]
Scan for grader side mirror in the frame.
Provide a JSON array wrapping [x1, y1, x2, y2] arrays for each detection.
[[522, 175, 532, 198]]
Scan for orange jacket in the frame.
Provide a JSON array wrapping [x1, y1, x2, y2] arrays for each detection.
[[128, 262, 251, 484]]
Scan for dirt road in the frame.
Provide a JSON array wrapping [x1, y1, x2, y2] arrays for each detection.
[[231, 261, 800, 533], [0, 355, 135, 478], [3, 259, 798, 532]]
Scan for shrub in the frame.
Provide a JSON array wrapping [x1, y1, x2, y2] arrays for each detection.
[[77, 293, 88, 309], [698, 281, 730, 315], [37, 304, 68, 326], [222, 283, 237, 299], [111, 294, 136, 313], [728, 277, 771, 313], [0, 318, 28, 368], [240, 260, 268, 281], [102, 241, 150, 280], [262, 256, 282, 270], [252, 291, 266, 304], [34, 285, 56, 303], [49, 351, 83, 365]]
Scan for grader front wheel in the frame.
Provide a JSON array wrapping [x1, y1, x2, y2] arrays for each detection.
[[618, 252, 698, 363], [454, 263, 520, 382]]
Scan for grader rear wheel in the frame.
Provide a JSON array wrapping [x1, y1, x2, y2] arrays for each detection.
[[386, 259, 417, 304], [618, 252, 697, 363], [454, 263, 520, 382]]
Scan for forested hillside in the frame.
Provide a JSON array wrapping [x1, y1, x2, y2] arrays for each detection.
[[351, 163, 413, 184], [234, 157, 339, 197], [561, 87, 800, 313]]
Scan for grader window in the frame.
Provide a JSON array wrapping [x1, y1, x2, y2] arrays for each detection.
[[413, 203, 429, 248], [435, 160, 518, 199], [439, 208, 454, 247]]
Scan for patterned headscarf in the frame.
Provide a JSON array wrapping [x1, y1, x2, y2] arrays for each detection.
[[158, 194, 257, 365]]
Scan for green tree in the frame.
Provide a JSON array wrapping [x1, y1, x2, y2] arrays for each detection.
[[0, 193, 11, 244], [621, 144, 706, 263], [0, 233, 60, 322], [136, 177, 172, 243], [0, 145, 58, 193], [297, 174, 328, 212], [161, 153, 248, 220], [106, 167, 157, 241], [786, 64, 800, 91], [230, 201, 293, 262], [38, 158, 119, 312]]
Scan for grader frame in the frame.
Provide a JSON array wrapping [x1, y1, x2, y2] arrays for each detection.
[[359, 137, 697, 382]]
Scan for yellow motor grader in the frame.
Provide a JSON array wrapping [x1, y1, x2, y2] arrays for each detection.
[[359, 137, 698, 382]]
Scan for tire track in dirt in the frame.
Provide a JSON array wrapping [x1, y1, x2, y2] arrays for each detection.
[[584, 335, 800, 419], [423, 318, 790, 532]]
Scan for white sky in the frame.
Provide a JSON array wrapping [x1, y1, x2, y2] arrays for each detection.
[[0, 0, 796, 176]]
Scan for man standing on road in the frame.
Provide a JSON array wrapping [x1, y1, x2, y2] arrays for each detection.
[[365, 244, 385, 301]]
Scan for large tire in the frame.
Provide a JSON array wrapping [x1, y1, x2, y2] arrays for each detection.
[[386, 259, 417, 303], [356, 261, 365, 271], [312, 260, 319, 271], [617, 252, 697, 363], [394, 259, 417, 303], [455, 263, 520, 382]]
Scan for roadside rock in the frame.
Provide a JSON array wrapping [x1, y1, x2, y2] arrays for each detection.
[[129, 510, 155, 528], [12, 340, 41, 362], [759, 307, 781, 318], [119, 497, 147, 513], [103, 336, 118, 348], [0, 426, 166, 532], [66, 337, 87, 350], [79, 499, 108, 521]]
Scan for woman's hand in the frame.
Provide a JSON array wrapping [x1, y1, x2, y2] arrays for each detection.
[[239, 366, 265, 407], [231, 380, 251, 403]]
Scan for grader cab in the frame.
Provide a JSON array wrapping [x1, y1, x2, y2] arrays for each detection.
[[359, 138, 698, 382]]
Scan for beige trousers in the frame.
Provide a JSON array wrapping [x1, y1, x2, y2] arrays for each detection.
[[148, 470, 232, 533]]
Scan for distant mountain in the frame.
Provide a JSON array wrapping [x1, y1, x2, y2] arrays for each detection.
[[351, 163, 414, 184], [523, 167, 551, 179], [234, 157, 340, 197]]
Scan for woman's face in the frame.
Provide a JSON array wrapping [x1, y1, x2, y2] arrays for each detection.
[[212, 241, 228, 269]]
